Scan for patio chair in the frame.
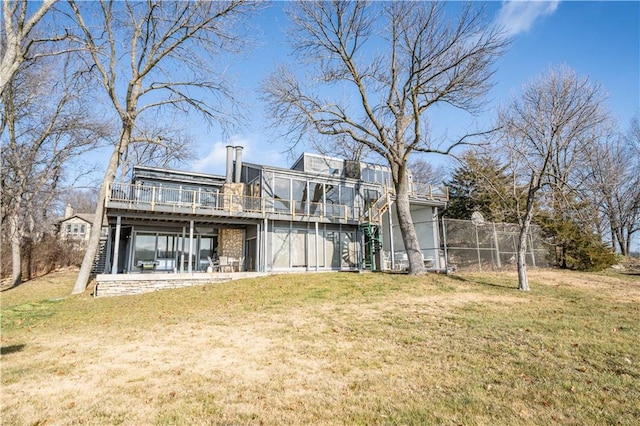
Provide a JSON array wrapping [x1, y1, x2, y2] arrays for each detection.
[[219, 256, 233, 273]]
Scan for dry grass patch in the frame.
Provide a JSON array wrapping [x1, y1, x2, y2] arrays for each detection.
[[1, 268, 638, 425]]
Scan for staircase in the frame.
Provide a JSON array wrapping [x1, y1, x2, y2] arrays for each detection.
[[360, 221, 382, 270], [92, 237, 108, 275], [360, 189, 390, 271]]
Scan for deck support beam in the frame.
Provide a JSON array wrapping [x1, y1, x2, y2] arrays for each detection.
[[188, 220, 194, 273], [111, 216, 121, 274]]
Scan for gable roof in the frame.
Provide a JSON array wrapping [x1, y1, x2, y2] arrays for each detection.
[[58, 213, 94, 224]]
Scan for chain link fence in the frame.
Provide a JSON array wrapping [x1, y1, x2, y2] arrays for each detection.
[[441, 218, 550, 271]]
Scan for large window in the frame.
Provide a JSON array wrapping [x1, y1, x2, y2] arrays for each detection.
[[156, 234, 177, 271], [132, 232, 216, 272], [273, 177, 291, 213], [198, 237, 215, 271], [325, 231, 341, 268], [133, 234, 156, 265], [342, 231, 358, 268], [340, 185, 355, 218], [292, 179, 307, 214], [309, 182, 324, 215]]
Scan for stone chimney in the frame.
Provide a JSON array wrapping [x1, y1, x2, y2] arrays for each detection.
[[64, 204, 74, 218]]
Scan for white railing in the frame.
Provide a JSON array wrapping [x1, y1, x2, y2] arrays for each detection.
[[409, 182, 449, 201], [107, 182, 359, 221]]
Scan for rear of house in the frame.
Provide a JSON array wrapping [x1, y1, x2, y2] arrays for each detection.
[[99, 147, 448, 280]]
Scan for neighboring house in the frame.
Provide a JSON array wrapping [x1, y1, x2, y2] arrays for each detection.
[[101, 146, 448, 276], [58, 205, 94, 245]]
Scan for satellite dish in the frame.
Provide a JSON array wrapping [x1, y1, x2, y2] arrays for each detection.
[[471, 211, 485, 227]]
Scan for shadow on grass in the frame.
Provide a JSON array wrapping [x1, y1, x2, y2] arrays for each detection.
[[447, 274, 518, 290], [1, 344, 26, 356]]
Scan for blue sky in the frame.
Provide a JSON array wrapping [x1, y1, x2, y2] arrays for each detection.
[[187, 1, 639, 175]]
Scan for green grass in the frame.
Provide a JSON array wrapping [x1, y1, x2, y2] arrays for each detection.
[[1, 268, 639, 425]]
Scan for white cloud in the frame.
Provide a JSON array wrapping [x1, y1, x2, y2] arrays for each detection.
[[191, 135, 287, 176], [496, 1, 560, 37]]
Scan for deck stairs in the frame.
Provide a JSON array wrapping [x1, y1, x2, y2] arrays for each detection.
[[360, 190, 390, 271], [92, 237, 108, 275]]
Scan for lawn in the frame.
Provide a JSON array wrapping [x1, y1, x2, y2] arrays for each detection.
[[1, 268, 638, 425]]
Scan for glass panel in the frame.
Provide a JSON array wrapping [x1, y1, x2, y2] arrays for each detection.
[[325, 231, 341, 268], [200, 190, 218, 207], [272, 229, 290, 268], [309, 182, 324, 215], [274, 177, 290, 213], [342, 231, 358, 268], [156, 234, 176, 271], [325, 183, 338, 204], [325, 183, 340, 218], [292, 179, 307, 214], [340, 185, 355, 219], [291, 230, 307, 267], [364, 188, 380, 205], [308, 231, 317, 268], [198, 237, 214, 271], [134, 234, 156, 267]]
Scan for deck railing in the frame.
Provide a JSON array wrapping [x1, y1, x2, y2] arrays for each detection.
[[107, 182, 361, 222]]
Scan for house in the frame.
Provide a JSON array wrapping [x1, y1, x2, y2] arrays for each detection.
[[58, 205, 94, 245], [96, 146, 448, 295]]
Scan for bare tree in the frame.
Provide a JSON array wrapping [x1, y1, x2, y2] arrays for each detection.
[[586, 117, 640, 255], [0, 0, 59, 94], [263, 1, 507, 274], [69, 0, 256, 293], [409, 158, 448, 187], [117, 122, 194, 183], [1, 53, 107, 287], [496, 66, 609, 290], [59, 188, 99, 214]]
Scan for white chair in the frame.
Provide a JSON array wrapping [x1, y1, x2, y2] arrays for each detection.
[[219, 256, 233, 273]]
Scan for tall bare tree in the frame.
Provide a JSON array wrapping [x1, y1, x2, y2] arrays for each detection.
[[0, 0, 59, 94], [1, 53, 107, 287], [69, 0, 256, 293], [496, 66, 609, 290], [263, 1, 507, 274], [59, 188, 99, 215], [585, 118, 640, 255], [117, 122, 194, 183]]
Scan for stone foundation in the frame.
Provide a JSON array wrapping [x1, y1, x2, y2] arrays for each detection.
[[94, 273, 268, 297]]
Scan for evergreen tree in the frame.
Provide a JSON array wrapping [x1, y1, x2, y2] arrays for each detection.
[[444, 151, 516, 223]]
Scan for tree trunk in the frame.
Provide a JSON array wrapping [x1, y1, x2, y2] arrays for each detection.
[[10, 218, 22, 287], [516, 188, 537, 291], [71, 139, 125, 294], [516, 223, 530, 291], [616, 228, 627, 256], [394, 173, 425, 275]]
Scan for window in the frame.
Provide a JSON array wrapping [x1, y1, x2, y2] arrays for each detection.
[[273, 177, 291, 213], [309, 182, 324, 215], [292, 179, 307, 214], [325, 231, 341, 268], [133, 234, 156, 265], [66, 224, 72, 235], [80, 225, 86, 235]]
